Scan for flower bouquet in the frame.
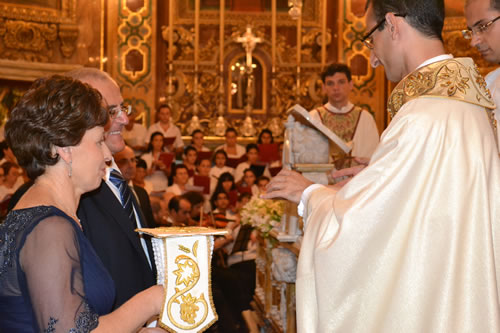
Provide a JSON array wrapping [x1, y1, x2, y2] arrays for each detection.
[[240, 197, 284, 238]]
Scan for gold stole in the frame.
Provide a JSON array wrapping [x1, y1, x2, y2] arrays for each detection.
[[317, 105, 362, 142], [317, 105, 363, 168], [387, 58, 496, 136]]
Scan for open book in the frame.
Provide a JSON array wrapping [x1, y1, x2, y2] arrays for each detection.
[[288, 104, 351, 154]]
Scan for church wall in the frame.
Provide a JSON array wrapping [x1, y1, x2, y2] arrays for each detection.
[[0, 0, 103, 125], [105, 0, 158, 129]]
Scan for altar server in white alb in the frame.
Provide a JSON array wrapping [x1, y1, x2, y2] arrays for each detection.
[[264, 0, 500, 331], [465, 0, 500, 148], [310, 63, 379, 160]]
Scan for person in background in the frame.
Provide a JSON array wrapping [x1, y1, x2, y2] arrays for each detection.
[[210, 190, 238, 229], [166, 195, 192, 227], [0, 75, 164, 332], [210, 150, 234, 185], [122, 108, 148, 156], [0, 140, 18, 165], [114, 145, 156, 229], [165, 164, 189, 196], [186, 158, 213, 213], [310, 63, 379, 162], [183, 145, 197, 177], [142, 131, 169, 193], [196, 157, 212, 177], [0, 161, 23, 201], [234, 192, 251, 214], [234, 144, 271, 183], [150, 197, 168, 227], [133, 157, 154, 194], [238, 168, 259, 196], [257, 128, 274, 144], [256, 176, 270, 194], [146, 104, 183, 155], [212, 171, 238, 212], [181, 191, 206, 226], [464, 0, 500, 147], [212, 172, 237, 196], [191, 129, 210, 152], [215, 127, 245, 159]]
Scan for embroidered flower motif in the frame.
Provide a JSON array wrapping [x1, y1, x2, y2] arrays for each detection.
[[173, 260, 196, 287], [474, 73, 492, 99], [388, 92, 405, 117], [180, 293, 200, 324], [404, 72, 434, 97], [438, 65, 470, 96]]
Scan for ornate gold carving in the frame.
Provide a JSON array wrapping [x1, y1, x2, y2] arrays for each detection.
[[175, 0, 323, 27], [301, 28, 332, 63], [158, 0, 334, 136], [0, 0, 78, 62], [0, 0, 77, 24], [387, 58, 495, 119], [161, 25, 194, 61], [0, 19, 57, 62], [58, 24, 79, 58]]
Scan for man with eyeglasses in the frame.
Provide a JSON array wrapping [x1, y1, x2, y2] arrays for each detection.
[[263, 0, 500, 331], [465, 0, 500, 148], [66, 68, 157, 311]]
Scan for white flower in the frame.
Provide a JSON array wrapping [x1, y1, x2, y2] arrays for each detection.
[[241, 198, 284, 237]]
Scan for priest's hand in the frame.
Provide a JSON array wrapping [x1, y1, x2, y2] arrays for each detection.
[[261, 169, 313, 204], [330, 157, 369, 189]]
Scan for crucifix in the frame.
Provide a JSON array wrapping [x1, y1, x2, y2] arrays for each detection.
[[236, 26, 262, 71]]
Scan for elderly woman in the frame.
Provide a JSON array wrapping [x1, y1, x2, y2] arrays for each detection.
[[0, 76, 163, 332]]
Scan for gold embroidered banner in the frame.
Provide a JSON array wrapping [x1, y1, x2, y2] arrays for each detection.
[[137, 227, 228, 332]]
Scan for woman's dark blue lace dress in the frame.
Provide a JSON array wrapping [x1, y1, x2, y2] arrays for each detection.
[[0, 206, 115, 332]]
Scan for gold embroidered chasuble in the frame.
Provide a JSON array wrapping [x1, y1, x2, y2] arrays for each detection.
[[314, 105, 364, 168], [316, 105, 363, 142], [388, 57, 496, 134], [296, 57, 500, 332]]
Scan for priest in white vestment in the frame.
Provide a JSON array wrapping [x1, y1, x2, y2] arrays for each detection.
[[310, 63, 379, 160], [264, 0, 500, 332]]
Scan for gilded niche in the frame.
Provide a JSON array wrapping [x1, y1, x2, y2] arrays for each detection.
[[0, 0, 79, 62]]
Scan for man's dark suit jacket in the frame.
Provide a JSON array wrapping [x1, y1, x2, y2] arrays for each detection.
[[78, 181, 156, 309], [133, 184, 156, 229]]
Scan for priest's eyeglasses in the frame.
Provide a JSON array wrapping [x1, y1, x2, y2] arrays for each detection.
[[362, 14, 406, 49], [462, 16, 500, 39], [107, 104, 133, 119]]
